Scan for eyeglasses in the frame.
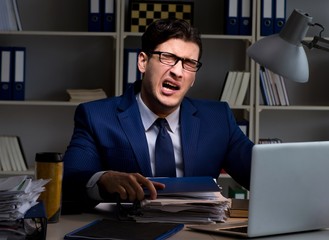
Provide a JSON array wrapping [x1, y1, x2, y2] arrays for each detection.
[[148, 51, 202, 72]]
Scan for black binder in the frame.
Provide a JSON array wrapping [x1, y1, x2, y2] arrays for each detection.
[[64, 218, 183, 240]]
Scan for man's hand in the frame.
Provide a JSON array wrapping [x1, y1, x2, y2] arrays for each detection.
[[97, 171, 165, 202]]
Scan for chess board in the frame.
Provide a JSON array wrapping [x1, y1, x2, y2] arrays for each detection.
[[129, 1, 194, 32]]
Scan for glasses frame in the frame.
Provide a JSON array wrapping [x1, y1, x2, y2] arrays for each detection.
[[148, 51, 202, 72]]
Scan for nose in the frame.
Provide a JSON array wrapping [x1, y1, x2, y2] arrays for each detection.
[[170, 59, 184, 77]]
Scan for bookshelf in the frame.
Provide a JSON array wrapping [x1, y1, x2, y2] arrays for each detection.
[[0, 0, 256, 186], [254, 0, 329, 143], [0, 0, 121, 171], [0, 0, 257, 196], [1, 0, 323, 183]]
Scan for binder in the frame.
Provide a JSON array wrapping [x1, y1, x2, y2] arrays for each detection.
[[0, 47, 13, 100], [145, 176, 221, 195], [123, 48, 141, 91], [103, 0, 115, 32], [12, 47, 25, 100], [88, 0, 102, 32], [260, 0, 274, 36], [273, 0, 286, 33], [64, 218, 183, 240], [225, 0, 239, 35], [239, 0, 252, 35]]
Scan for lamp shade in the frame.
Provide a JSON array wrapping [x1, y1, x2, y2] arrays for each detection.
[[247, 9, 313, 83]]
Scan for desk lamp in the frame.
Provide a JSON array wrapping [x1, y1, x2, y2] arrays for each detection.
[[247, 9, 329, 83]]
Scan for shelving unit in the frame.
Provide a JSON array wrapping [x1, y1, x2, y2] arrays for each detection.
[[0, 0, 257, 186], [254, 0, 329, 143], [0, 0, 121, 170]]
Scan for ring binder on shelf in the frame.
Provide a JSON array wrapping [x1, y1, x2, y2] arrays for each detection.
[[261, 0, 274, 36]]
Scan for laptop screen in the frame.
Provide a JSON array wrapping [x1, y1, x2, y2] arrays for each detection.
[[247, 141, 329, 237]]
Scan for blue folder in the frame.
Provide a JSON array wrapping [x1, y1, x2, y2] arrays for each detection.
[[0, 47, 13, 100], [273, 0, 286, 33], [12, 47, 26, 100], [261, 0, 274, 36], [225, 0, 239, 35], [103, 0, 115, 32], [146, 176, 221, 195], [88, 0, 102, 32], [239, 0, 252, 35], [64, 218, 184, 240]]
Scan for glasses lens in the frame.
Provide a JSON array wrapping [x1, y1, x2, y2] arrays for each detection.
[[159, 52, 177, 65], [183, 59, 200, 72], [157, 52, 201, 72]]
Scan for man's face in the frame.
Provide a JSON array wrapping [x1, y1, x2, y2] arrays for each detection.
[[138, 38, 200, 117]]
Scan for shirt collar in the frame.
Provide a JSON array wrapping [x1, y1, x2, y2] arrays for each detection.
[[136, 93, 180, 133]]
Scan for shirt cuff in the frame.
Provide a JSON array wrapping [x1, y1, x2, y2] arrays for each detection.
[[86, 171, 107, 201]]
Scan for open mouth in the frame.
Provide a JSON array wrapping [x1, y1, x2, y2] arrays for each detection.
[[163, 81, 179, 90]]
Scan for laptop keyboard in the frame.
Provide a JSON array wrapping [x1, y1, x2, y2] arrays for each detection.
[[223, 226, 248, 233]]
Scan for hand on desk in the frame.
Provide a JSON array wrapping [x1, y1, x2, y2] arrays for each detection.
[[97, 171, 165, 202]]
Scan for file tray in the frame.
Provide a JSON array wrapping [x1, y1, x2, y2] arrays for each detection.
[[24, 201, 47, 240]]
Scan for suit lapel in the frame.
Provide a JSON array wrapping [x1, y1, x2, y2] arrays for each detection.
[[117, 82, 153, 177], [180, 100, 200, 176]]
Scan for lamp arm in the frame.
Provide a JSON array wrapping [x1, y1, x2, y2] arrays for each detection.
[[301, 22, 329, 52], [302, 36, 329, 52]]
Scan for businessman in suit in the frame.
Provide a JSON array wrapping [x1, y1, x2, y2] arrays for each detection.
[[62, 18, 254, 210]]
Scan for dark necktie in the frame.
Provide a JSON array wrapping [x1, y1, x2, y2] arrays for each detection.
[[154, 118, 176, 177]]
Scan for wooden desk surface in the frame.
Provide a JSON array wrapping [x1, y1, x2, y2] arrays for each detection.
[[47, 213, 329, 240]]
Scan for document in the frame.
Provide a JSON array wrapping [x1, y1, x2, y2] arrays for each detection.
[[0, 175, 50, 221], [133, 177, 230, 224]]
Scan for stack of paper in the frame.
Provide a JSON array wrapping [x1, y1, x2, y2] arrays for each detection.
[[0, 175, 49, 221], [66, 88, 107, 103], [130, 177, 231, 224]]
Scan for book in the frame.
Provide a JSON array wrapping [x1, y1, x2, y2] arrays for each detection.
[[64, 218, 184, 240], [235, 72, 250, 105], [258, 138, 282, 144], [220, 71, 237, 103], [0, 0, 22, 31], [228, 198, 249, 218], [228, 71, 243, 105], [0, 135, 27, 171], [66, 88, 107, 103]]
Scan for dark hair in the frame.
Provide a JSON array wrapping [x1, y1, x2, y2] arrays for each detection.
[[141, 18, 202, 60]]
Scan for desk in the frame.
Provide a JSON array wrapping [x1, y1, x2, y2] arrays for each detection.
[[47, 213, 329, 240]]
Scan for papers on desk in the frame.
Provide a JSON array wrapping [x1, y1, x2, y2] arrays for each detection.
[[130, 177, 231, 224], [132, 191, 230, 224], [0, 175, 49, 221]]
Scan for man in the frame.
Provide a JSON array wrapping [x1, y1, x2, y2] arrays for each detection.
[[62, 18, 254, 211]]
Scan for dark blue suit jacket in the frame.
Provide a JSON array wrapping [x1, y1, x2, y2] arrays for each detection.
[[62, 81, 253, 208]]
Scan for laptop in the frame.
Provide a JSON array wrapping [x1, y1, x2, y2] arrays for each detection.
[[188, 141, 329, 238]]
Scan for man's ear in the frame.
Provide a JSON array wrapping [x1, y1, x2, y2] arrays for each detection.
[[137, 52, 148, 73]]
